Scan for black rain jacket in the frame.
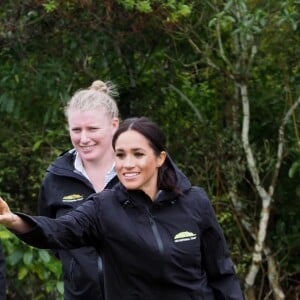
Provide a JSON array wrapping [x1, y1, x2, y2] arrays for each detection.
[[38, 149, 118, 299], [20, 157, 243, 300]]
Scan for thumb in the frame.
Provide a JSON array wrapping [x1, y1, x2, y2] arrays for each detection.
[[0, 197, 11, 214]]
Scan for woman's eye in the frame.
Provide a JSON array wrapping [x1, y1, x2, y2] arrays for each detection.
[[115, 153, 125, 159], [134, 152, 144, 157], [72, 129, 81, 133]]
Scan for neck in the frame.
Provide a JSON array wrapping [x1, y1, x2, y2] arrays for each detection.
[[81, 151, 115, 192], [83, 152, 114, 171]]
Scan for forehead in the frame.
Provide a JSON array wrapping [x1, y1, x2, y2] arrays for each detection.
[[68, 108, 110, 124], [115, 130, 151, 150]]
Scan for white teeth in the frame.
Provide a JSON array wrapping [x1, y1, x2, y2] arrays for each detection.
[[124, 173, 138, 177], [81, 146, 93, 151]]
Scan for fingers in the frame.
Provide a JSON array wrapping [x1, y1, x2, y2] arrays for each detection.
[[0, 197, 10, 214], [0, 203, 14, 227]]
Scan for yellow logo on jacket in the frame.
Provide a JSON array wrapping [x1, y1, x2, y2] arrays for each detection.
[[174, 231, 197, 243], [62, 194, 84, 202]]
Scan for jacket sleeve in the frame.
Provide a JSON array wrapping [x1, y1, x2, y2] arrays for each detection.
[[38, 174, 62, 259], [14, 196, 102, 250], [195, 187, 244, 300]]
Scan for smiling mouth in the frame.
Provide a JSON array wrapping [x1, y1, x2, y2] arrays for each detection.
[[124, 172, 139, 177], [80, 146, 94, 151]]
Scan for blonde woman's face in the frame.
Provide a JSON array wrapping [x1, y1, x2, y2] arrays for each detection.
[[68, 108, 119, 163]]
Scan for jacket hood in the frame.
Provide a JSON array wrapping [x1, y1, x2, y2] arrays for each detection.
[[45, 149, 118, 189], [166, 154, 191, 192], [46, 149, 76, 175]]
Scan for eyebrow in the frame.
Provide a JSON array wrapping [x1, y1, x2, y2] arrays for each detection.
[[115, 147, 145, 152]]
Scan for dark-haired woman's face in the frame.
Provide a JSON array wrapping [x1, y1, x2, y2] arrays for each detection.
[[114, 130, 166, 200]]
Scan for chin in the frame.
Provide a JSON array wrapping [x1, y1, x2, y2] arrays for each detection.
[[81, 154, 98, 161], [122, 182, 139, 190]]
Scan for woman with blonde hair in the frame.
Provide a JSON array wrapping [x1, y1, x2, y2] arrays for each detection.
[[38, 80, 119, 299]]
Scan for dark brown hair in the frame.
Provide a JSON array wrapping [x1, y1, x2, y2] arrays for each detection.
[[112, 117, 179, 193]]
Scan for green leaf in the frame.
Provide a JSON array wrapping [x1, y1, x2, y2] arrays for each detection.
[[56, 281, 64, 294], [18, 266, 28, 280], [38, 249, 51, 263], [288, 161, 300, 178], [23, 251, 33, 265], [7, 250, 23, 266], [136, 1, 152, 13], [0, 229, 13, 239]]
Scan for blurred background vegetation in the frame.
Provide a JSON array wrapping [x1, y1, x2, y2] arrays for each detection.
[[0, 0, 300, 299]]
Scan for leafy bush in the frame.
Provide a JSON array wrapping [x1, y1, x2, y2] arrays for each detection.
[[1, 228, 63, 300]]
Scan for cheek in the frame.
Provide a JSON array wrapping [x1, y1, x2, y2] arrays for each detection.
[[69, 134, 78, 144], [147, 165, 159, 177], [94, 131, 109, 140], [147, 159, 161, 175], [102, 133, 113, 143], [114, 159, 122, 172]]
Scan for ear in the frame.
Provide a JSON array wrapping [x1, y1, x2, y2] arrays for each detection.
[[157, 151, 167, 168], [111, 117, 119, 133]]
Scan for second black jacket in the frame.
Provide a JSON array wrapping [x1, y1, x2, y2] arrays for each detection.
[[38, 150, 118, 299]]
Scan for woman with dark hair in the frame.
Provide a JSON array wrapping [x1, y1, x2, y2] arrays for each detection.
[[0, 117, 243, 300]]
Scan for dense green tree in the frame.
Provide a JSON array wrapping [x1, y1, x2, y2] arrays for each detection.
[[0, 0, 299, 299]]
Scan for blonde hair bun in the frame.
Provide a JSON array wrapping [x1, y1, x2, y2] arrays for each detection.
[[90, 80, 108, 92], [89, 80, 118, 97], [64, 79, 119, 119]]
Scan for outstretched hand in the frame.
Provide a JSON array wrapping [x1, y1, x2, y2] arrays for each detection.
[[0, 196, 18, 228]]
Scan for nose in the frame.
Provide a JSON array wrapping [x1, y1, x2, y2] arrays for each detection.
[[123, 155, 134, 168], [79, 131, 90, 143]]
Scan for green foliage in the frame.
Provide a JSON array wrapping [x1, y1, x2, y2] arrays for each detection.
[[42, 0, 59, 12], [289, 160, 300, 177], [1, 0, 300, 297], [277, 1, 300, 30], [0, 116, 67, 298], [1, 228, 63, 299], [116, 0, 192, 19]]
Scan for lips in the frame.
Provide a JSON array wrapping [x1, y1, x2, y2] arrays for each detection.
[[80, 145, 95, 152], [123, 172, 139, 177]]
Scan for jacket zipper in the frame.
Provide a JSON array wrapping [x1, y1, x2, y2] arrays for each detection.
[[146, 208, 164, 255]]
